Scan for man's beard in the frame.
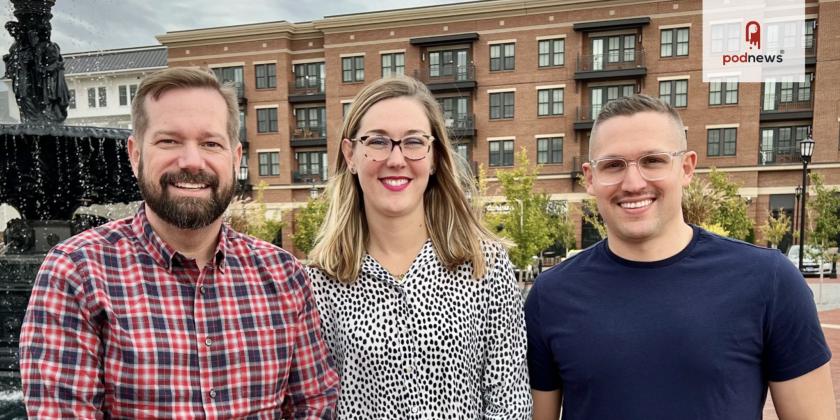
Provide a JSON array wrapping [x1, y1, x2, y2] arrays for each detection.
[[137, 160, 235, 230]]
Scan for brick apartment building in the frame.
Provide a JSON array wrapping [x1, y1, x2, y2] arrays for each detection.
[[156, 0, 840, 255]]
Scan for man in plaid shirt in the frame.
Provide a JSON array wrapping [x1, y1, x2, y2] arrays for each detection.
[[19, 67, 339, 419]]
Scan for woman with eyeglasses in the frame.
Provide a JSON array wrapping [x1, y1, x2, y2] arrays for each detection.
[[306, 76, 531, 419]]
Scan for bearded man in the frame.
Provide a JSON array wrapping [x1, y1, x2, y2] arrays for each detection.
[[19, 67, 339, 419]]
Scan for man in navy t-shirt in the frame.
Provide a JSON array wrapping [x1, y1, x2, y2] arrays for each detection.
[[525, 94, 835, 420]]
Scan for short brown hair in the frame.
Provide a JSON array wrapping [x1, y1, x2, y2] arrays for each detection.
[[131, 67, 240, 147], [590, 94, 686, 158]]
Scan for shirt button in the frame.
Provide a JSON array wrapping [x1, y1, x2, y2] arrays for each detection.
[[209, 389, 217, 399], [205, 338, 213, 347], [410, 407, 419, 414], [404, 365, 413, 374], [199, 286, 206, 295]]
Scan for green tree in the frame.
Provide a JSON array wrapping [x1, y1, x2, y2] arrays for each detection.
[[682, 168, 753, 241], [291, 195, 329, 255], [493, 149, 568, 269], [226, 181, 285, 244], [806, 173, 840, 266], [760, 209, 791, 249]]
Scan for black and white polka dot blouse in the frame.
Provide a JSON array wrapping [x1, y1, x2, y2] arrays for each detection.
[[307, 241, 531, 419]]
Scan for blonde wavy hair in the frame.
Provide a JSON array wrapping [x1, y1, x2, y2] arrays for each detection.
[[308, 76, 498, 283]]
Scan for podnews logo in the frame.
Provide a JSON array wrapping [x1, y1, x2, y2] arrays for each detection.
[[722, 21, 784, 65]]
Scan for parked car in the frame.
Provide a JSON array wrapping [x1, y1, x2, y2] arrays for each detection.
[[787, 245, 833, 276]]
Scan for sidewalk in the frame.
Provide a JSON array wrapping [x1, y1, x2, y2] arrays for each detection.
[[763, 307, 840, 419]]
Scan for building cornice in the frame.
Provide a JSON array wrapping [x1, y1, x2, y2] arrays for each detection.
[[157, 21, 322, 48]]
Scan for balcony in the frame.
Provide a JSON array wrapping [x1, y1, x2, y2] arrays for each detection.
[[445, 113, 475, 138], [288, 80, 326, 103], [760, 97, 814, 122], [232, 82, 246, 106], [413, 64, 476, 93], [292, 171, 326, 184], [759, 146, 798, 166], [573, 106, 595, 131], [239, 125, 248, 150], [290, 127, 327, 147], [574, 50, 647, 80]]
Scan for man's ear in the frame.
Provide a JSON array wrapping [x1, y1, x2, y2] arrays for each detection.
[[681, 151, 698, 187], [127, 135, 140, 178], [582, 162, 595, 195]]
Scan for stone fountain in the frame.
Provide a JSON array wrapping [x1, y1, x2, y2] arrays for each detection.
[[0, 0, 140, 414]]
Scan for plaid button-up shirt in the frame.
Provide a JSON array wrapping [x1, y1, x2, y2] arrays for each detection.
[[20, 205, 339, 419]]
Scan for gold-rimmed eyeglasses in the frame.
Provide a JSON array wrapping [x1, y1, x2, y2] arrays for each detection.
[[589, 150, 687, 186], [350, 134, 435, 162]]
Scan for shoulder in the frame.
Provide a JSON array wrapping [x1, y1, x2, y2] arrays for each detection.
[[533, 241, 604, 289], [51, 217, 135, 261], [694, 227, 788, 265], [225, 229, 309, 287]]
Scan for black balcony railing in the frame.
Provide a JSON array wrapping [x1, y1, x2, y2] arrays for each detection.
[[445, 113, 475, 131], [759, 146, 799, 165], [292, 171, 325, 184], [576, 50, 646, 73], [761, 96, 814, 113], [413, 64, 476, 85], [289, 80, 325, 96], [239, 125, 248, 148], [291, 127, 327, 139]]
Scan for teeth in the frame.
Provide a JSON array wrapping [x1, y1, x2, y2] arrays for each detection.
[[620, 199, 652, 209], [175, 182, 207, 189], [383, 178, 408, 186]]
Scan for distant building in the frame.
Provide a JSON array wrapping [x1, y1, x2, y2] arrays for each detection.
[[3, 45, 167, 129]]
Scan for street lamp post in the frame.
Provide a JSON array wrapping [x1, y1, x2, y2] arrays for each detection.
[[797, 136, 815, 272], [237, 157, 250, 199], [794, 185, 802, 235]]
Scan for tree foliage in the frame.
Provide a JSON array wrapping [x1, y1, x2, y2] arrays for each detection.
[[226, 181, 285, 244], [682, 168, 753, 240], [760, 209, 791, 249], [806, 172, 840, 264], [491, 149, 573, 268], [291, 195, 329, 256]]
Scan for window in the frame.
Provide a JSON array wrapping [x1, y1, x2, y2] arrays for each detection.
[[342, 102, 351, 118], [295, 107, 326, 137], [590, 85, 634, 117], [255, 63, 276, 89], [258, 151, 280, 176], [537, 137, 563, 164], [489, 43, 515, 71], [489, 140, 514, 167], [707, 127, 737, 157], [256, 108, 278, 133], [293, 62, 325, 92], [591, 35, 635, 70], [537, 88, 564, 116], [428, 49, 469, 80], [489, 92, 515, 120], [538, 38, 564, 67], [68, 89, 76, 109], [98, 87, 107, 107], [660, 28, 690, 57], [659, 80, 688, 108], [805, 19, 816, 52], [296, 151, 328, 180], [381, 53, 405, 77], [710, 22, 740, 54], [709, 77, 739, 105], [762, 74, 813, 111], [342, 56, 365, 83], [213, 66, 244, 96], [437, 97, 470, 129], [759, 125, 810, 165], [88, 88, 96, 108], [118, 84, 137, 106]]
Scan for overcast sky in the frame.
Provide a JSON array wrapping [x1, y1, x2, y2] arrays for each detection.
[[0, 0, 466, 72]]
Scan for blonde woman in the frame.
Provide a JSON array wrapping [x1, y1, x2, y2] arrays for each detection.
[[307, 76, 531, 419]]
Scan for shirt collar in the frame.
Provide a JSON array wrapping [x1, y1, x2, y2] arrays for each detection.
[[132, 203, 229, 272]]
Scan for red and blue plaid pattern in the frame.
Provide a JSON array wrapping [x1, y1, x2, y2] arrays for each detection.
[[19, 205, 339, 419]]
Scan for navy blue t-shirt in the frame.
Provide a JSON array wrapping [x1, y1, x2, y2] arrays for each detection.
[[525, 226, 831, 420]]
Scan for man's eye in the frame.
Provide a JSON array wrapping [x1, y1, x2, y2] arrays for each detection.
[[600, 160, 625, 170]]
